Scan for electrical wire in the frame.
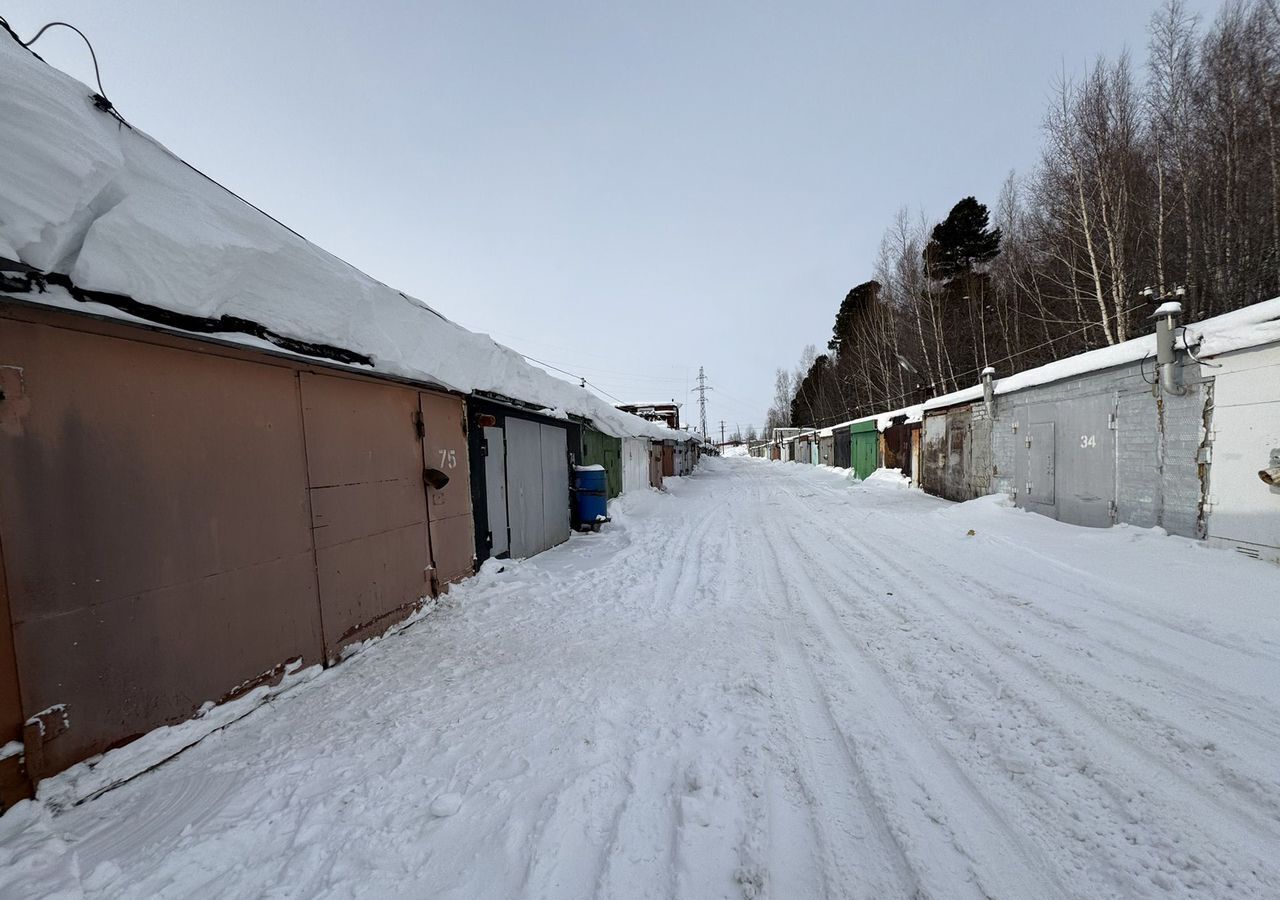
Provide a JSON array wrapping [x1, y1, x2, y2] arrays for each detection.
[[799, 300, 1156, 431], [19, 20, 128, 126], [517, 353, 628, 405], [1178, 324, 1222, 368]]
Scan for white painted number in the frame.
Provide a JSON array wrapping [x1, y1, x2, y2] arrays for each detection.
[[1080, 434, 1097, 448], [438, 448, 457, 469]]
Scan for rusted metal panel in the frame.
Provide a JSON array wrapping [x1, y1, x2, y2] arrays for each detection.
[[910, 425, 922, 485], [649, 442, 664, 488], [662, 442, 675, 477], [0, 313, 325, 778], [300, 373, 432, 660], [882, 419, 914, 480], [419, 392, 475, 589], [922, 404, 993, 502]]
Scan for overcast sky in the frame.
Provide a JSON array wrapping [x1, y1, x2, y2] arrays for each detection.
[[7, 1, 1222, 434]]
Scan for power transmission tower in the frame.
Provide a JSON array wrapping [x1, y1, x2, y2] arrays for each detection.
[[693, 367, 712, 439]]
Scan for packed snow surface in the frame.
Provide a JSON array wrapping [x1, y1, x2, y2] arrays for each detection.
[[0, 33, 680, 443], [5, 458, 1280, 899]]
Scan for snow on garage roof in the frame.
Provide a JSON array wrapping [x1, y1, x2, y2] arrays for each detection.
[[0, 31, 678, 442], [814, 402, 925, 438], [922, 296, 1280, 413]]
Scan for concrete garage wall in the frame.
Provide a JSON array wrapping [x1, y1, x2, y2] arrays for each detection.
[[990, 358, 1210, 537]]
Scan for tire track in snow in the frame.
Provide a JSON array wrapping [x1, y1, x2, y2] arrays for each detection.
[[757, 521, 1069, 900], [739, 506, 920, 899], [831, 518, 1280, 846], [768, 480, 1280, 897]]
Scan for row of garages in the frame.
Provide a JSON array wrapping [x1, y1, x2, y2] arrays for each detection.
[[752, 299, 1280, 564], [0, 298, 707, 806], [0, 33, 708, 805]]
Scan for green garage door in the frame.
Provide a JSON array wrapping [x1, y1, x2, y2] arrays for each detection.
[[851, 421, 879, 480], [581, 428, 622, 499]]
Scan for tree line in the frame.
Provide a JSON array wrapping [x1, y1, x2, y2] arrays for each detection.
[[766, 0, 1280, 434]]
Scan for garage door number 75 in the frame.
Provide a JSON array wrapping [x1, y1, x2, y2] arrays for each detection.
[[438, 448, 457, 469]]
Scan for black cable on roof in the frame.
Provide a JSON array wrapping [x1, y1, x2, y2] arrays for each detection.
[[19, 20, 129, 127]]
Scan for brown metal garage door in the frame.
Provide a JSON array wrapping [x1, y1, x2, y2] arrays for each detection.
[[418, 392, 474, 590], [299, 373, 433, 660], [0, 313, 325, 782]]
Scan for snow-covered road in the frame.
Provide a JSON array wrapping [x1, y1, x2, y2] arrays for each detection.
[[5, 458, 1280, 900]]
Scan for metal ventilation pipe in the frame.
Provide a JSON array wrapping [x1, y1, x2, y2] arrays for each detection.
[[981, 366, 996, 416], [1152, 299, 1185, 396]]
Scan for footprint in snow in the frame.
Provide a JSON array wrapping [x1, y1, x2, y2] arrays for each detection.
[[430, 793, 463, 817]]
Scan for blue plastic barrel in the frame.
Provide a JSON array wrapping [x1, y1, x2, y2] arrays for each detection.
[[572, 465, 609, 528]]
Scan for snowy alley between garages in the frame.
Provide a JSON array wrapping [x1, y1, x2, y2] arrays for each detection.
[[4, 456, 1280, 900]]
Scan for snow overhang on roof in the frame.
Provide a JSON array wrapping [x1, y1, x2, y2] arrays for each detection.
[[0, 32, 678, 443]]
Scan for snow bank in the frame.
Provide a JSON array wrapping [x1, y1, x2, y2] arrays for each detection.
[[0, 33, 679, 443], [863, 467, 911, 488]]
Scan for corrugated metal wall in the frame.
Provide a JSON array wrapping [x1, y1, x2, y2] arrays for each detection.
[[0, 304, 474, 797]]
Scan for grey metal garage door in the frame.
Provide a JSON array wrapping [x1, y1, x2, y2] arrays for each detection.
[[483, 425, 509, 557], [504, 418, 570, 559], [539, 424, 570, 551], [1015, 394, 1116, 528]]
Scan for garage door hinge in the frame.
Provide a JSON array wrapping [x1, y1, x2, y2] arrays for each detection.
[[1025, 437, 1032, 448], [1109, 500, 1117, 521], [1108, 412, 1117, 430], [481, 439, 488, 458], [413, 411, 425, 439]]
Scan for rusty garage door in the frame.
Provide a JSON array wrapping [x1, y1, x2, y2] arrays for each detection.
[[922, 405, 993, 502], [300, 373, 433, 660], [0, 312, 325, 783], [418, 391, 475, 590]]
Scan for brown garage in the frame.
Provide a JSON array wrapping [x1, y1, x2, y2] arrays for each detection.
[[0, 300, 475, 803]]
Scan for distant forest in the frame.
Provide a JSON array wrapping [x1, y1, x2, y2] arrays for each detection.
[[763, 0, 1280, 435]]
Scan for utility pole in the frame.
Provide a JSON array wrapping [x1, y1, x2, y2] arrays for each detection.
[[720, 420, 726, 446], [693, 366, 712, 440]]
